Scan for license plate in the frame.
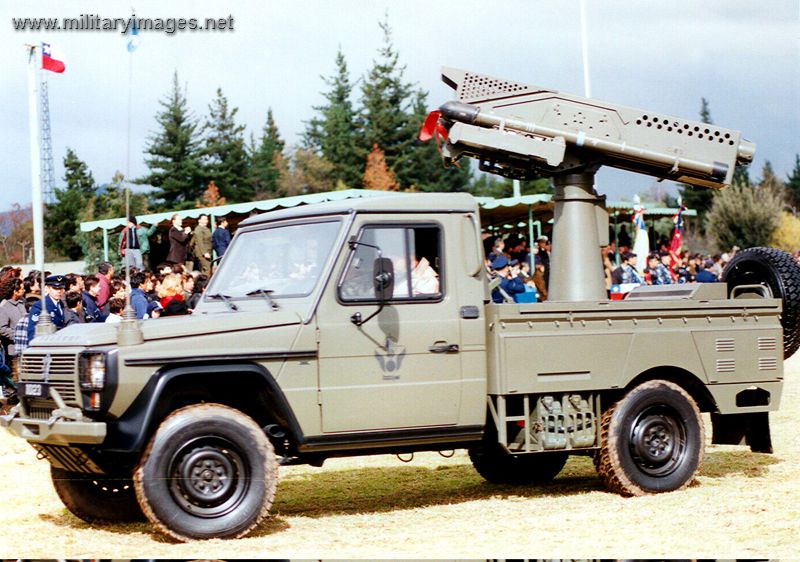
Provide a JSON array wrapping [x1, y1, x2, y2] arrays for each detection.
[[22, 382, 49, 398]]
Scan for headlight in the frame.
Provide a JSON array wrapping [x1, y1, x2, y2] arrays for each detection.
[[79, 352, 106, 391]]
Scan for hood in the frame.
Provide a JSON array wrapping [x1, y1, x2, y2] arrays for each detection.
[[28, 309, 304, 348]]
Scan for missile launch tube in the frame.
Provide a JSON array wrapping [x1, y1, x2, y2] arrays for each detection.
[[440, 101, 754, 183]]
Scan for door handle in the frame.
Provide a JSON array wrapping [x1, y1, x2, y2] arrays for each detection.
[[428, 342, 459, 353]]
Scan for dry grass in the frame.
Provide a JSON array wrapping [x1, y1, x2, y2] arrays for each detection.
[[2, 359, 800, 559]]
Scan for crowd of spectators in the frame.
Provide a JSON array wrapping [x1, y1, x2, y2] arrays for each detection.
[[482, 230, 745, 304], [0, 213, 230, 395]]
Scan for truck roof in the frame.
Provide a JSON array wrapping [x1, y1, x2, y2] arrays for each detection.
[[240, 192, 479, 227]]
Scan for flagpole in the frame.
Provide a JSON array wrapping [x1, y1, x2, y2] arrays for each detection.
[[26, 45, 44, 270], [27, 44, 56, 336], [118, 14, 143, 346]]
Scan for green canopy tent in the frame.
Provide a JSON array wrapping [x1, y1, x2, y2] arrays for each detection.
[[79, 189, 395, 261], [80, 189, 694, 265]]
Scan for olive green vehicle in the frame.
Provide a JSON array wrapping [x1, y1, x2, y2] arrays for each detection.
[[3, 68, 799, 542]]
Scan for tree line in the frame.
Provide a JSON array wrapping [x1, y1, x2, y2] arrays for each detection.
[[4, 18, 798, 265], [39, 18, 543, 263]]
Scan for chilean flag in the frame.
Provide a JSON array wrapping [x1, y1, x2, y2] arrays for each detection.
[[41, 42, 65, 73]]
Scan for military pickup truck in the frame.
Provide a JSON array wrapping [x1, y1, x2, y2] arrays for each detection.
[[3, 68, 799, 542]]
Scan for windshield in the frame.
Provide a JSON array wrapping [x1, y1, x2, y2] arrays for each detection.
[[207, 220, 342, 299]]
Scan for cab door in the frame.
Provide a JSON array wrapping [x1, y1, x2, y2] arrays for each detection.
[[316, 218, 463, 433]]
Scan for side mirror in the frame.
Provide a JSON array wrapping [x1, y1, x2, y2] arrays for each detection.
[[373, 257, 394, 301]]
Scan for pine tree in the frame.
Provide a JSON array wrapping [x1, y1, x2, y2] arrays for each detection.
[[363, 144, 398, 191], [140, 71, 205, 207], [304, 49, 363, 188], [679, 98, 716, 226], [394, 90, 472, 192], [787, 154, 800, 211], [203, 88, 251, 202], [249, 108, 285, 199], [359, 16, 414, 180], [45, 148, 96, 260], [276, 147, 335, 197], [732, 163, 752, 188]]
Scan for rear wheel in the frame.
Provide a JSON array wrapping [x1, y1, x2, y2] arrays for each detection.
[[134, 403, 278, 541], [722, 246, 800, 358], [51, 466, 143, 522], [594, 380, 703, 496]]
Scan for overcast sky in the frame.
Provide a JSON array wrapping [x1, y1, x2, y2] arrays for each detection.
[[1, 0, 798, 211]]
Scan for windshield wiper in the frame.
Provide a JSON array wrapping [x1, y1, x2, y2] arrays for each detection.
[[206, 293, 239, 311], [246, 288, 279, 310]]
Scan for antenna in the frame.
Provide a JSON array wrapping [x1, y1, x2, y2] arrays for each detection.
[[40, 78, 56, 204]]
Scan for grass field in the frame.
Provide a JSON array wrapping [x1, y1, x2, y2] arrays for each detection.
[[1, 359, 799, 559]]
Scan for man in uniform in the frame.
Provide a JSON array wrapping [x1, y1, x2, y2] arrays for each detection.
[[490, 256, 526, 303], [191, 215, 213, 275], [27, 275, 67, 342]]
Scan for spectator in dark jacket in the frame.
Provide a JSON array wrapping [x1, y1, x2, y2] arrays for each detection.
[[81, 275, 108, 323], [63, 291, 85, 326], [167, 214, 192, 265], [129, 271, 150, 319], [212, 217, 232, 258], [490, 256, 526, 303], [695, 259, 719, 283]]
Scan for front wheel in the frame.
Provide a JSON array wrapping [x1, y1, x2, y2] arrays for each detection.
[[594, 380, 704, 496], [51, 466, 143, 522], [134, 403, 278, 541]]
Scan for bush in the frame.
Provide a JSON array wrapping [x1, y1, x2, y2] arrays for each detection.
[[705, 183, 782, 251], [769, 212, 800, 254]]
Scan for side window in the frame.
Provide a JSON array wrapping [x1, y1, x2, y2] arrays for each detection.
[[339, 225, 443, 302]]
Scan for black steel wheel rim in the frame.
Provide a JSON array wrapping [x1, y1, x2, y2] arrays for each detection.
[[168, 436, 249, 518], [90, 476, 135, 497], [628, 405, 686, 477]]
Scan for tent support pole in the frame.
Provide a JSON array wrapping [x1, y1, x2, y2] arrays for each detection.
[[103, 228, 109, 262]]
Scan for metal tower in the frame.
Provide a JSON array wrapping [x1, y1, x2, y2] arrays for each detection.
[[40, 77, 56, 204]]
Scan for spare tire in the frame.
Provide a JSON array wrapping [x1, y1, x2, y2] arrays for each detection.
[[722, 247, 800, 358]]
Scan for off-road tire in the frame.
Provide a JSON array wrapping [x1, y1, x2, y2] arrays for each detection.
[[722, 246, 800, 358], [594, 380, 704, 496], [51, 466, 144, 522], [469, 442, 568, 485], [134, 403, 278, 541]]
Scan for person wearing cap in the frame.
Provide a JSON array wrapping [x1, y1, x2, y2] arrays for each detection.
[[537, 235, 551, 289], [647, 253, 672, 285], [490, 256, 526, 304], [27, 275, 67, 342], [119, 215, 158, 272]]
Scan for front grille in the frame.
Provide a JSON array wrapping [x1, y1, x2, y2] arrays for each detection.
[[18, 351, 81, 407], [18, 380, 79, 404], [20, 353, 77, 377]]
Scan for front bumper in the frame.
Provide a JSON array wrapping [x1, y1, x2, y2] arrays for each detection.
[[1, 410, 106, 445]]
